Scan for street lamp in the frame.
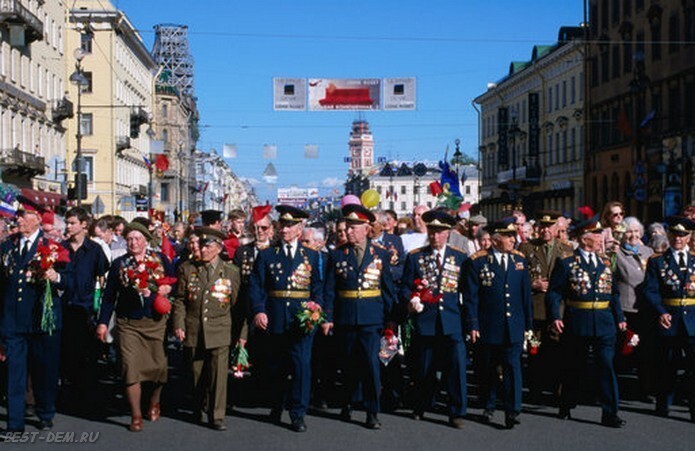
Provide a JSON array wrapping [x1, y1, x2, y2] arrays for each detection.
[[451, 138, 463, 181], [69, 48, 89, 207]]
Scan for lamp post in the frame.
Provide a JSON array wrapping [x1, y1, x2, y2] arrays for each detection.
[[452, 138, 463, 181], [69, 48, 89, 207]]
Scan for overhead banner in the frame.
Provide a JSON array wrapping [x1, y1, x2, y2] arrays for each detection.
[[383, 78, 416, 110], [273, 78, 307, 111], [223, 144, 237, 159], [308, 78, 381, 111]]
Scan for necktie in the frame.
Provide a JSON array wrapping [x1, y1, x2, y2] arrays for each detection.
[[20, 240, 30, 258], [355, 246, 364, 266], [679, 251, 686, 271], [589, 253, 596, 269], [501, 253, 507, 271], [286, 244, 293, 260], [435, 252, 442, 272]]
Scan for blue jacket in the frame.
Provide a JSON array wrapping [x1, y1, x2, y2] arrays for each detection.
[[374, 232, 405, 284], [546, 250, 624, 338], [643, 250, 695, 337], [324, 240, 396, 326], [463, 248, 533, 345], [248, 243, 323, 334], [401, 245, 467, 337], [0, 232, 70, 337], [61, 238, 109, 312]]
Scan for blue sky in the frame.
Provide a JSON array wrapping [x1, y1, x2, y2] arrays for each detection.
[[115, 0, 584, 201]]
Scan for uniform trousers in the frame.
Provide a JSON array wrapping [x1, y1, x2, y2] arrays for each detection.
[[655, 334, 695, 414], [478, 341, 523, 415], [412, 327, 467, 418], [336, 324, 381, 414], [185, 341, 229, 422], [560, 334, 619, 415], [266, 331, 314, 421], [5, 332, 61, 430]]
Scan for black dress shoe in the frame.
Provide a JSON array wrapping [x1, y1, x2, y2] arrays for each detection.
[[505, 414, 520, 429], [290, 418, 307, 433], [340, 406, 352, 422], [365, 413, 381, 430], [449, 417, 465, 429], [269, 408, 282, 424], [558, 407, 572, 420], [37, 420, 53, 431], [211, 420, 227, 431], [601, 414, 626, 428], [481, 410, 494, 424]]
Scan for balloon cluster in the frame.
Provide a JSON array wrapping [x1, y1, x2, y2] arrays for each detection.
[[340, 189, 381, 210]]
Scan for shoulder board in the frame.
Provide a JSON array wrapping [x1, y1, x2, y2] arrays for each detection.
[[511, 249, 525, 257], [470, 250, 488, 260], [448, 245, 465, 254], [371, 241, 386, 250], [648, 252, 663, 260], [408, 246, 427, 255]]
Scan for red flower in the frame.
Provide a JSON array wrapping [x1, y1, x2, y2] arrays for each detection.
[[383, 328, 395, 340]]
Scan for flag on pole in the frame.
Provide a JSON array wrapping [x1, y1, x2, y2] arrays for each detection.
[[304, 144, 319, 159], [263, 145, 277, 160], [142, 155, 152, 169]]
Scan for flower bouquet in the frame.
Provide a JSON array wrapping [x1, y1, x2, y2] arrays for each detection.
[[409, 278, 442, 313], [379, 328, 400, 366], [296, 301, 325, 334], [229, 342, 251, 379], [619, 328, 640, 356], [523, 330, 541, 355], [28, 240, 70, 335], [120, 251, 168, 308]]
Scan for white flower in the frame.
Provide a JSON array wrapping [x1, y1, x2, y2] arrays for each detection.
[[410, 297, 424, 313]]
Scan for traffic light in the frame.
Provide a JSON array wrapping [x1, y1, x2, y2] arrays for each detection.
[[130, 113, 140, 138], [74, 173, 88, 200]]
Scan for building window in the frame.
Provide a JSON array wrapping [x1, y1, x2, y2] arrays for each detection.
[[623, 41, 632, 74], [686, 8, 695, 43], [162, 103, 168, 118], [80, 33, 92, 54], [611, 45, 620, 79], [562, 80, 567, 107], [570, 76, 576, 104], [570, 128, 576, 161], [669, 14, 680, 54], [400, 185, 406, 194], [376, 185, 382, 194], [600, 51, 609, 83], [401, 201, 406, 211], [555, 83, 559, 110], [162, 128, 168, 144], [465, 185, 471, 195], [80, 113, 93, 135], [161, 183, 170, 202], [651, 24, 661, 61], [547, 87, 552, 113], [623, 0, 631, 17], [72, 155, 94, 181], [635, 0, 644, 12], [82, 71, 93, 93], [612, 0, 620, 25]]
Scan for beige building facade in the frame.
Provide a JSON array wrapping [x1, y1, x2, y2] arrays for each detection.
[[66, 0, 155, 219]]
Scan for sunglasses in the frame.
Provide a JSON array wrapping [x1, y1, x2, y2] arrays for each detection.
[[256, 225, 271, 231], [611, 212, 624, 217]]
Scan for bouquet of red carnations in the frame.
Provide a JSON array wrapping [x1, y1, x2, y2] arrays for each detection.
[[28, 240, 70, 335], [408, 278, 442, 313], [296, 301, 325, 334], [379, 328, 401, 366]]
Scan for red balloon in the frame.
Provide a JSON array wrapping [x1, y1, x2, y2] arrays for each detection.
[[153, 294, 171, 315]]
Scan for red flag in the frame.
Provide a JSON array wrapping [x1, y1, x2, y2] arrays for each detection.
[[616, 109, 633, 138], [429, 181, 443, 196], [160, 229, 175, 262]]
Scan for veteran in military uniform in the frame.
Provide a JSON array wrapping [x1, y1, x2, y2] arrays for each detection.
[[464, 217, 533, 429], [248, 205, 322, 433], [323, 204, 397, 430], [173, 227, 243, 431], [518, 210, 573, 399], [0, 196, 70, 433], [402, 210, 468, 428], [643, 216, 695, 421], [546, 216, 627, 427]]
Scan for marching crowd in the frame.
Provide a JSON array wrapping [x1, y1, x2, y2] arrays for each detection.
[[0, 196, 694, 435]]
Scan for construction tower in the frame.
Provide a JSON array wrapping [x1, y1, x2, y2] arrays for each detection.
[[152, 24, 194, 96]]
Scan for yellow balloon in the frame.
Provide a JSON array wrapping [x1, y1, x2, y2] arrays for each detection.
[[361, 189, 380, 208]]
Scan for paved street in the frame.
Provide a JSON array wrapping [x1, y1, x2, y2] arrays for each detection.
[[2, 342, 694, 451]]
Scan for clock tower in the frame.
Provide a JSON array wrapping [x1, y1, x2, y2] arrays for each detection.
[[348, 120, 374, 176]]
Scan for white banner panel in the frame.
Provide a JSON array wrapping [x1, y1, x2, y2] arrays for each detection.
[[383, 77, 417, 110], [273, 78, 307, 111], [308, 78, 381, 111], [223, 144, 237, 158]]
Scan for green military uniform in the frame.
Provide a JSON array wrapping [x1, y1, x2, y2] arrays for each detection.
[[173, 254, 244, 425]]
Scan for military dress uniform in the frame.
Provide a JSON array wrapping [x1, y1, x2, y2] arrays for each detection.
[[248, 206, 322, 430], [324, 204, 396, 428], [402, 211, 468, 426], [173, 228, 243, 429], [0, 227, 70, 432], [643, 217, 695, 420], [546, 218, 625, 427], [464, 242, 532, 427]]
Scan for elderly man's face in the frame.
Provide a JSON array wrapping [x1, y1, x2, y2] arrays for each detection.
[[413, 206, 429, 232], [254, 216, 274, 243], [17, 211, 40, 237], [347, 222, 369, 245], [200, 240, 222, 262]]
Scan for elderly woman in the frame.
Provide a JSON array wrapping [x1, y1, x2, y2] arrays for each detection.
[[614, 216, 654, 398], [96, 221, 175, 432]]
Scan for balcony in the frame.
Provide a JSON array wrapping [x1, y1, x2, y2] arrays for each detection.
[[497, 165, 541, 188], [52, 97, 74, 123], [0, 0, 44, 44], [116, 136, 131, 152], [0, 147, 45, 176]]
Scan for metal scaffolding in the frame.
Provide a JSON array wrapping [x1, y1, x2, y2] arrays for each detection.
[[152, 24, 194, 97]]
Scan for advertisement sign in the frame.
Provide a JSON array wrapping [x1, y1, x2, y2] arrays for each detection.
[[308, 78, 381, 111], [277, 187, 319, 207], [273, 78, 307, 111], [497, 107, 509, 168], [383, 78, 416, 110], [528, 92, 539, 158]]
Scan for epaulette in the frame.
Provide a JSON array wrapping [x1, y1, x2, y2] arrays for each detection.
[[449, 245, 466, 254], [408, 246, 427, 255], [511, 249, 525, 258], [648, 252, 663, 260], [470, 250, 487, 260], [371, 241, 386, 250]]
